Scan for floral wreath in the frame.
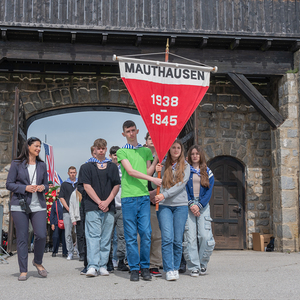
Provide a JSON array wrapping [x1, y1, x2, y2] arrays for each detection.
[[45, 186, 60, 224]]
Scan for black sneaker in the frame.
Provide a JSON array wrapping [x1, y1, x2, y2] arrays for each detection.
[[79, 255, 85, 262], [150, 268, 162, 277], [117, 259, 129, 271], [141, 268, 152, 281], [80, 267, 88, 275], [130, 270, 139, 281], [107, 259, 114, 272], [200, 266, 207, 275], [179, 262, 186, 273], [52, 253, 56, 257]]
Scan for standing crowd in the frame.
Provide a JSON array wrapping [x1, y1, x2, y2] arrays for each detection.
[[6, 120, 215, 282]]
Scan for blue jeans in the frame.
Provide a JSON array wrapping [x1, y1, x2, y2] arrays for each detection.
[[121, 196, 152, 270], [85, 210, 114, 271], [183, 203, 215, 270], [157, 205, 188, 272]]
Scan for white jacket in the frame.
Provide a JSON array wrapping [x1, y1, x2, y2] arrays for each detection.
[[69, 189, 81, 223]]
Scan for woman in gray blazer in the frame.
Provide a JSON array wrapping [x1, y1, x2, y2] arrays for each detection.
[[6, 137, 49, 281]]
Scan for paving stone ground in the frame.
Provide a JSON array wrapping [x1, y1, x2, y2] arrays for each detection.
[[1, 250, 300, 299]]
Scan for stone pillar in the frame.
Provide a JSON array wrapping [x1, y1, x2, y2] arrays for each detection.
[[0, 165, 10, 232], [272, 71, 299, 252]]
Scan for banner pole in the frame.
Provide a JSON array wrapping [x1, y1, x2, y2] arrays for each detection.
[[155, 38, 170, 211]]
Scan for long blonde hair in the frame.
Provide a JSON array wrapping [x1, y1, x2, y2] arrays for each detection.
[[162, 139, 186, 189], [76, 189, 82, 202]]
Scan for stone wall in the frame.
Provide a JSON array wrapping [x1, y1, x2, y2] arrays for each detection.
[[0, 165, 10, 232], [271, 72, 299, 251], [197, 81, 273, 249]]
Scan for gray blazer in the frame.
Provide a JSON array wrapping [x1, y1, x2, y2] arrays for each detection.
[[6, 160, 49, 208]]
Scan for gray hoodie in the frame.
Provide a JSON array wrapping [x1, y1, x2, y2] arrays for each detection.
[[153, 162, 190, 207]]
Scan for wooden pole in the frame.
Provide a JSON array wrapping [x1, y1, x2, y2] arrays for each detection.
[[155, 38, 170, 211], [8, 87, 20, 252]]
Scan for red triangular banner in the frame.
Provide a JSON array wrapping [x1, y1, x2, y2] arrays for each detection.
[[116, 56, 214, 162]]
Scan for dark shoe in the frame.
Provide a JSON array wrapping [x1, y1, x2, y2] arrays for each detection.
[[107, 259, 114, 272], [18, 274, 27, 281], [52, 253, 56, 257], [117, 259, 129, 271], [80, 267, 88, 275], [150, 267, 162, 277], [48, 246, 53, 252], [79, 255, 85, 262], [179, 262, 186, 274], [32, 260, 47, 278], [130, 270, 139, 281], [141, 268, 152, 281], [62, 254, 68, 257]]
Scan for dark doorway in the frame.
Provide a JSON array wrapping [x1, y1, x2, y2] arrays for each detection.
[[208, 156, 245, 249]]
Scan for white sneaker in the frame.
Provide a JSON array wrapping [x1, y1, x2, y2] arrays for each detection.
[[166, 270, 176, 281], [99, 267, 109, 276], [173, 270, 179, 279], [200, 266, 207, 275], [86, 267, 98, 277], [66, 253, 73, 260], [190, 270, 200, 277]]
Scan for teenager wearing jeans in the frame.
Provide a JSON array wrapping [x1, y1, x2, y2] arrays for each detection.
[[183, 145, 215, 276], [59, 166, 78, 260], [78, 139, 120, 277], [117, 120, 161, 281], [153, 139, 190, 281]]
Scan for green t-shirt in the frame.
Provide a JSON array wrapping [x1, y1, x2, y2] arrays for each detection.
[[117, 147, 153, 198]]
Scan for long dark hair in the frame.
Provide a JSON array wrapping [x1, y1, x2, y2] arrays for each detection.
[[16, 137, 43, 163], [187, 145, 209, 188]]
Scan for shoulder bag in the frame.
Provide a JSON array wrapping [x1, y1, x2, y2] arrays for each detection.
[[55, 201, 65, 229]]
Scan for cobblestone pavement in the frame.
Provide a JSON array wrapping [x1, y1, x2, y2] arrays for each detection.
[[1, 250, 300, 300]]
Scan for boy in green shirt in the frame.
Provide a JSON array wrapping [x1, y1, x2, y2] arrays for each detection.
[[117, 120, 161, 281]]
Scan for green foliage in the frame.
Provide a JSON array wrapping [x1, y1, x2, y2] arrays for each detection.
[[286, 68, 299, 74]]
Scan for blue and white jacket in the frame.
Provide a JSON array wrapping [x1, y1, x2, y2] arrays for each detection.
[[185, 166, 214, 210]]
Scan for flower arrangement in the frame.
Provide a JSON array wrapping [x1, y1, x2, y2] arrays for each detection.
[[45, 186, 60, 224]]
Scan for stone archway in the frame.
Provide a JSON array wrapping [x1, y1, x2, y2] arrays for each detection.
[[0, 74, 135, 168], [0, 73, 138, 234], [208, 156, 246, 249]]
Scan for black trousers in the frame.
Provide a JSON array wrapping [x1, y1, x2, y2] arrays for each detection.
[[76, 220, 85, 257], [52, 225, 67, 255], [12, 210, 47, 273]]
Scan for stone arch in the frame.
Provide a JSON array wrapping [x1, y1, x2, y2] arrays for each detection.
[[208, 155, 246, 249], [195, 81, 273, 248], [11, 74, 135, 121]]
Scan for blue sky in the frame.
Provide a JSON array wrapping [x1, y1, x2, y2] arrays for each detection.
[[27, 111, 147, 182]]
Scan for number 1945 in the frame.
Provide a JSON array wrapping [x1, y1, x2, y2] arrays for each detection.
[[150, 114, 177, 126]]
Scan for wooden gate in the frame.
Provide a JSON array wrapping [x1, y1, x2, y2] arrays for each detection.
[[7, 87, 27, 252], [208, 156, 245, 250]]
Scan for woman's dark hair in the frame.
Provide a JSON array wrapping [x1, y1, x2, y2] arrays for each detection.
[[187, 145, 209, 188], [16, 137, 43, 163]]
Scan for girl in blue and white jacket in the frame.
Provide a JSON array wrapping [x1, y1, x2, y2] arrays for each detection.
[[184, 145, 215, 277]]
